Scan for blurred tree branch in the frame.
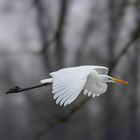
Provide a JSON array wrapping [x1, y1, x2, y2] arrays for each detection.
[[33, 21, 140, 140], [105, 0, 128, 138], [33, 0, 67, 70], [54, 0, 67, 68], [110, 22, 140, 70], [35, 0, 67, 54], [34, 97, 89, 140], [33, 0, 52, 71], [76, 17, 95, 65]]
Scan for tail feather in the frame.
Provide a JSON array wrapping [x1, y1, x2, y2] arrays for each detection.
[[40, 78, 53, 84]]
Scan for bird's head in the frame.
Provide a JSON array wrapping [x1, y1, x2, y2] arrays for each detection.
[[100, 75, 128, 85]]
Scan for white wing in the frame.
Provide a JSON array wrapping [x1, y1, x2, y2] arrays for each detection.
[[49, 65, 109, 106], [50, 66, 97, 106]]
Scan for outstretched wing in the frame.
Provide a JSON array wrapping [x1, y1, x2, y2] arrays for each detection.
[[50, 66, 95, 106]]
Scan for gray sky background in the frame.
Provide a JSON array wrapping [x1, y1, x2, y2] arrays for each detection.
[[0, 0, 140, 140]]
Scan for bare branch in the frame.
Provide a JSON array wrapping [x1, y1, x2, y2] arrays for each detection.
[[38, 0, 67, 54], [34, 97, 89, 140], [33, 0, 67, 70], [110, 22, 140, 70], [54, 0, 67, 68], [33, 0, 53, 71]]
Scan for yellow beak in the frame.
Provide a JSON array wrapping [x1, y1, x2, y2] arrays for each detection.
[[111, 77, 128, 85]]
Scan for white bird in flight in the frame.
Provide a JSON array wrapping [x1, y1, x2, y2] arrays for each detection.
[[41, 65, 128, 106]]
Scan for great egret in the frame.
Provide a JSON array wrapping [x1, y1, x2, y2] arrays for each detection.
[[41, 65, 128, 106]]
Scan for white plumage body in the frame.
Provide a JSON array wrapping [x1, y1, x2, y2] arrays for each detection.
[[41, 65, 109, 106], [84, 70, 108, 97]]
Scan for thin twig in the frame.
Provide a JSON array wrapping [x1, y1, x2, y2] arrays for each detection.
[[111, 23, 140, 70]]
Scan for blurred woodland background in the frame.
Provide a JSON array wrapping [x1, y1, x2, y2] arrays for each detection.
[[0, 0, 140, 140]]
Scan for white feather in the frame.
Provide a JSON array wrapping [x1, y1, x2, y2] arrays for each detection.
[[40, 78, 53, 83], [84, 89, 88, 95], [67, 86, 83, 105], [59, 86, 77, 106], [92, 93, 96, 97], [50, 66, 97, 105], [88, 91, 92, 97], [41, 65, 109, 106], [56, 86, 73, 104]]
